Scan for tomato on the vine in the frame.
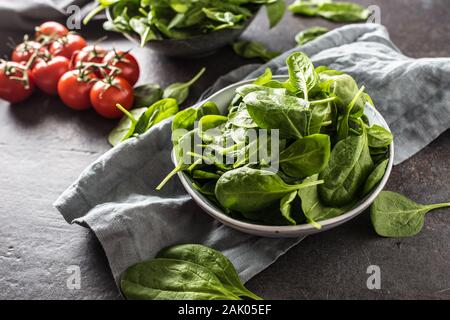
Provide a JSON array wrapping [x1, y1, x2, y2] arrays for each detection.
[[103, 51, 140, 86], [90, 76, 134, 119], [72, 45, 106, 67], [58, 70, 97, 110], [12, 41, 43, 65], [32, 56, 70, 95], [0, 61, 34, 103], [49, 34, 87, 60], [35, 21, 69, 39]]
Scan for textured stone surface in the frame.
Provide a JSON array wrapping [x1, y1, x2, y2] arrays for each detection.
[[0, 0, 449, 299]]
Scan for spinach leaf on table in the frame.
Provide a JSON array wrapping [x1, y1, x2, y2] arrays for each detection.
[[133, 83, 164, 108], [295, 26, 329, 45], [371, 191, 450, 238], [289, 0, 370, 22], [163, 68, 206, 105], [232, 40, 280, 62], [121, 258, 240, 300], [265, 0, 286, 28], [157, 244, 262, 300]]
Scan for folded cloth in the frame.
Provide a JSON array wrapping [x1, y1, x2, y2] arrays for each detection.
[[55, 23, 450, 288]]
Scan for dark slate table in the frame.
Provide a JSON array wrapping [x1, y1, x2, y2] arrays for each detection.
[[1, 0, 449, 300]]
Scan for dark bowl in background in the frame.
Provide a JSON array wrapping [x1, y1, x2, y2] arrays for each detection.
[[106, 8, 258, 58]]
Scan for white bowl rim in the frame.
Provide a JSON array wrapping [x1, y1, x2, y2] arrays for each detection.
[[175, 75, 394, 234]]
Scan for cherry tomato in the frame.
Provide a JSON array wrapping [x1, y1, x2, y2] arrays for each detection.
[[90, 77, 134, 119], [58, 70, 97, 110], [0, 61, 34, 103], [12, 41, 43, 65], [103, 51, 140, 86], [72, 45, 106, 67], [49, 34, 87, 60], [32, 56, 70, 95], [35, 21, 69, 38]]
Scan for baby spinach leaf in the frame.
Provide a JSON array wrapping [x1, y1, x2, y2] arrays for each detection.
[[367, 124, 394, 148], [244, 90, 311, 139], [371, 191, 450, 238], [337, 86, 365, 141], [280, 191, 298, 225], [108, 107, 147, 147], [157, 244, 262, 300], [319, 132, 374, 206], [265, 0, 286, 28], [295, 26, 329, 45], [289, 0, 370, 22], [298, 174, 349, 229], [197, 101, 221, 119], [135, 98, 179, 134], [172, 108, 198, 143], [286, 52, 318, 100], [253, 68, 273, 86], [232, 40, 280, 62], [163, 68, 206, 105], [316, 2, 370, 22], [362, 158, 389, 196], [133, 83, 164, 108], [121, 258, 240, 300], [215, 167, 324, 213], [279, 134, 331, 179]]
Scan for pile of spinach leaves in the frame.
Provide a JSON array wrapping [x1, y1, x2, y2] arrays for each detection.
[[158, 52, 394, 229], [121, 244, 261, 300], [84, 0, 286, 46]]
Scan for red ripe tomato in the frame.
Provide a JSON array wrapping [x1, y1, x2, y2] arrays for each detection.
[[58, 70, 97, 110], [49, 34, 87, 60], [12, 41, 43, 65], [35, 21, 69, 38], [32, 56, 70, 95], [0, 61, 34, 103], [72, 45, 106, 67], [90, 77, 134, 119], [103, 51, 140, 86]]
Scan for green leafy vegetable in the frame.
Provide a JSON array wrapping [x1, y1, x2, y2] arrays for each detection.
[[362, 158, 389, 196], [319, 133, 374, 206], [157, 244, 261, 300], [85, 0, 285, 45], [279, 134, 331, 178], [289, 0, 370, 22], [133, 83, 164, 108], [158, 51, 392, 227], [215, 167, 324, 213], [163, 68, 206, 105], [232, 40, 280, 61], [295, 26, 329, 45], [298, 174, 349, 229], [371, 191, 450, 238]]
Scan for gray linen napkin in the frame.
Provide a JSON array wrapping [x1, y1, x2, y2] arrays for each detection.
[[55, 23, 450, 286]]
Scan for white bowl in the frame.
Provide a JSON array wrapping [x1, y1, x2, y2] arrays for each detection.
[[175, 76, 394, 238]]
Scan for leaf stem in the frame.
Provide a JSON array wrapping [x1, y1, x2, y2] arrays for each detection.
[[116, 104, 137, 124], [156, 160, 185, 191], [426, 203, 450, 211], [310, 96, 336, 105]]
